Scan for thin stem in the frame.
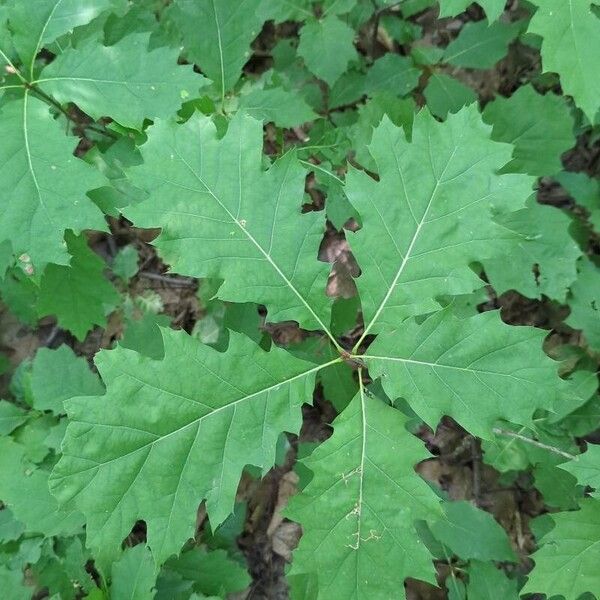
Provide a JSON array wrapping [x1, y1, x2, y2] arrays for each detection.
[[492, 428, 579, 461], [441, 546, 462, 596], [138, 271, 197, 287]]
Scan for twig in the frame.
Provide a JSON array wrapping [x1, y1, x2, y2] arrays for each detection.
[[470, 437, 481, 505], [44, 326, 60, 347], [138, 271, 197, 287], [492, 428, 578, 461]]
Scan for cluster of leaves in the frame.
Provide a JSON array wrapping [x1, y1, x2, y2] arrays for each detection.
[[0, 0, 599, 598]]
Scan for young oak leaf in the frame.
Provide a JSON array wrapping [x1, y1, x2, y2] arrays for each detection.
[[482, 85, 576, 177], [38, 232, 120, 341], [0, 93, 106, 268], [528, 0, 600, 123], [31, 345, 104, 415], [125, 112, 333, 337], [168, 0, 265, 101], [36, 33, 207, 130], [365, 309, 563, 439], [286, 385, 442, 600], [50, 329, 335, 567], [344, 105, 534, 338], [297, 15, 358, 86]]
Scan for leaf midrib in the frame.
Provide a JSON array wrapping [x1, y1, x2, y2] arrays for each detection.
[[172, 145, 339, 346], [59, 358, 340, 479], [354, 142, 459, 347]]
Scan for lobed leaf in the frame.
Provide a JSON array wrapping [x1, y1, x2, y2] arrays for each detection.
[[37, 33, 207, 130], [528, 0, 600, 123], [0, 93, 106, 268], [125, 112, 333, 335], [169, 0, 264, 100], [50, 329, 331, 566], [524, 499, 600, 599], [345, 105, 533, 337], [365, 309, 562, 438], [287, 387, 442, 600]]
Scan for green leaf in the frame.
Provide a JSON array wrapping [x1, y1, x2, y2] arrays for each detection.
[[0, 93, 106, 268], [0, 401, 28, 435], [31, 345, 104, 415], [0, 508, 25, 543], [443, 20, 521, 69], [438, 0, 507, 22], [50, 329, 331, 566], [163, 548, 250, 596], [344, 106, 532, 334], [524, 499, 600, 599], [328, 69, 366, 109], [483, 199, 581, 302], [121, 311, 171, 359], [36, 33, 206, 129], [466, 561, 519, 599], [0, 436, 84, 538], [36, 536, 95, 598], [287, 389, 442, 599], [297, 16, 357, 86], [560, 443, 600, 496], [169, 0, 264, 99], [566, 257, 600, 351], [528, 0, 600, 122], [0, 266, 39, 325], [0, 566, 31, 600], [534, 464, 582, 510], [365, 310, 562, 438], [483, 85, 576, 176], [125, 112, 333, 335], [431, 501, 516, 561], [364, 54, 420, 97], [38, 232, 119, 341], [111, 545, 157, 600], [238, 86, 318, 127], [423, 73, 477, 119], [101, 0, 160, 45], [6, 0, 113, 78], [350, 92, 415, 172], [86, 136, 145, 216]]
